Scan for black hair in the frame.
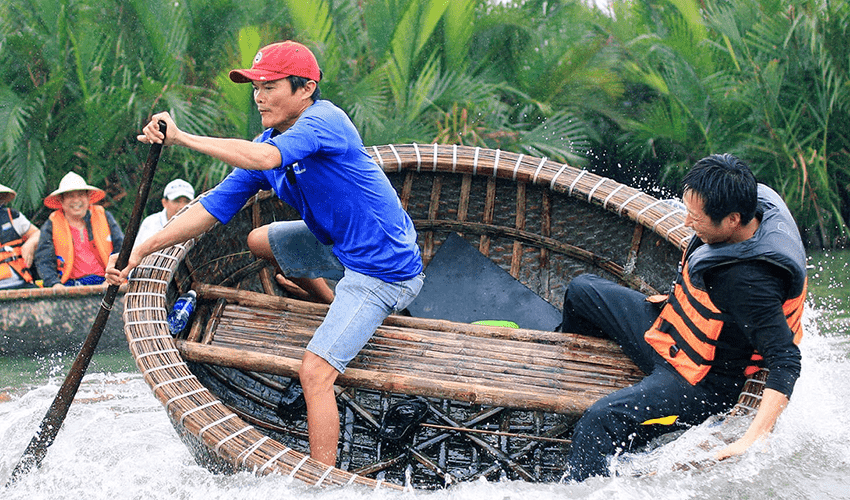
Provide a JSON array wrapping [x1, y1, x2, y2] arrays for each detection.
[[682, 153, 758, 225], [286, 74, 322, 101]]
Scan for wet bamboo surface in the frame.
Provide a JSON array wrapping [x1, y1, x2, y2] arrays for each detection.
[[178, 284, 643, 416]]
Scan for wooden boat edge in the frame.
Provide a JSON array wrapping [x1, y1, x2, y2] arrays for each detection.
[[0, 284, 129, 357], [0, 283, 128, 301]]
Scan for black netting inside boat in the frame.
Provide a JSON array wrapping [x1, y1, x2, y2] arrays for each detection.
[[188, 361, 576, 487]]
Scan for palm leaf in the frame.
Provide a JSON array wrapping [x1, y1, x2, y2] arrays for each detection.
[[517, 112, 591, 165], [0, 87, 29, 156], [443, 0, 476, 72]]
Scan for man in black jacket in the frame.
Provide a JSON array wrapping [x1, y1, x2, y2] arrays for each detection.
[[561, 154, 805, 481]]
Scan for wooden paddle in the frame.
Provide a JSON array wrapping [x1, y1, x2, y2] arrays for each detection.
[[6, 121, 167, 486]]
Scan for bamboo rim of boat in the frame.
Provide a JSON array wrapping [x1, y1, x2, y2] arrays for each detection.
[[369, 143, 691, 250], [122, 143, 691, 490]]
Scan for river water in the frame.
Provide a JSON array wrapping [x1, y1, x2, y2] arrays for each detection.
[[2, 251, 849, 500]]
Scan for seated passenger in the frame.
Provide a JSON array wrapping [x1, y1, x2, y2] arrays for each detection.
[[559, 154, 805, 481], [0, 183, 40, 289], [35, 172, 124, 287], [134, 178, 195, 248]]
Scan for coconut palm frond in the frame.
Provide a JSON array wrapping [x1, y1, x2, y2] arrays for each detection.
[[516, 112, 592, 165]]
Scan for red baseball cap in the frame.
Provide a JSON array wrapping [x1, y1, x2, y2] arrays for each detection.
[[229, 41, 322, 83]]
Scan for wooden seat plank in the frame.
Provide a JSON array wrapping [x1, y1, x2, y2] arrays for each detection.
[[209, 304, 640, 387], [176, 285, 644, 415]]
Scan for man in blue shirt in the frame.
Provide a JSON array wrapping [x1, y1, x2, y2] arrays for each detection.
[[106, 40, 424, 467]]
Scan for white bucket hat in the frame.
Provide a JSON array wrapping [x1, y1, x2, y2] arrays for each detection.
[[163, 179, 195, 201], [44, 172, 106, 210], [0, 183, 16, 206]]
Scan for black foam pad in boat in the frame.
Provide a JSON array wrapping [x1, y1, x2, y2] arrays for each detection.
[[407, 233, 562, 331]]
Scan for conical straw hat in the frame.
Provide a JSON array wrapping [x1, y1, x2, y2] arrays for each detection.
[[44, 172, 106, 210], [0, 183, 16, 206]]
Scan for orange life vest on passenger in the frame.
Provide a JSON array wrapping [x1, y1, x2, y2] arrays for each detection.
[[49, 205, 113, 284], [0, 207, 34, 283], [644, 185, 807, 385]]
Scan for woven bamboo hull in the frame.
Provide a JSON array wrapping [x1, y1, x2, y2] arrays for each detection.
[[0, 284, 126, 356], [123, 144, 757, 489]]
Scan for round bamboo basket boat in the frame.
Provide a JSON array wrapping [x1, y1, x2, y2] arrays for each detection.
[[121, 144, 765, 489]]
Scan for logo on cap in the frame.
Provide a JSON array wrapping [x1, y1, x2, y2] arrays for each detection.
[[254, 51, 263, 64]]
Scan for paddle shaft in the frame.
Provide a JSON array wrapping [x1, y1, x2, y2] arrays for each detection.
[[6, 122, 167, 485]]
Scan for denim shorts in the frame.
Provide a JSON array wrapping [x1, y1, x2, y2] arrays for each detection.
[[307, 268, 424, 373], [268, 220, 425, 373], [268, 220, 344, 280]]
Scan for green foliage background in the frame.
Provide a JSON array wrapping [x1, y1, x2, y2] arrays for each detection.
[[2, 0, 848, 248]]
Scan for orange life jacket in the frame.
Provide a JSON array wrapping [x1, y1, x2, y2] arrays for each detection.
[[49, 205, 113, 284], [644, 185, 807, 385], [0, 207, 35, 283]]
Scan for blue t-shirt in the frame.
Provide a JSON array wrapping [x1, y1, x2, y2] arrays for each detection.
[[200, 100, 422, 282]]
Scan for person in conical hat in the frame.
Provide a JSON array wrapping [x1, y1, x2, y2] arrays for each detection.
[[35, 172, 124, 287], [0, 183, 41, 289]]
